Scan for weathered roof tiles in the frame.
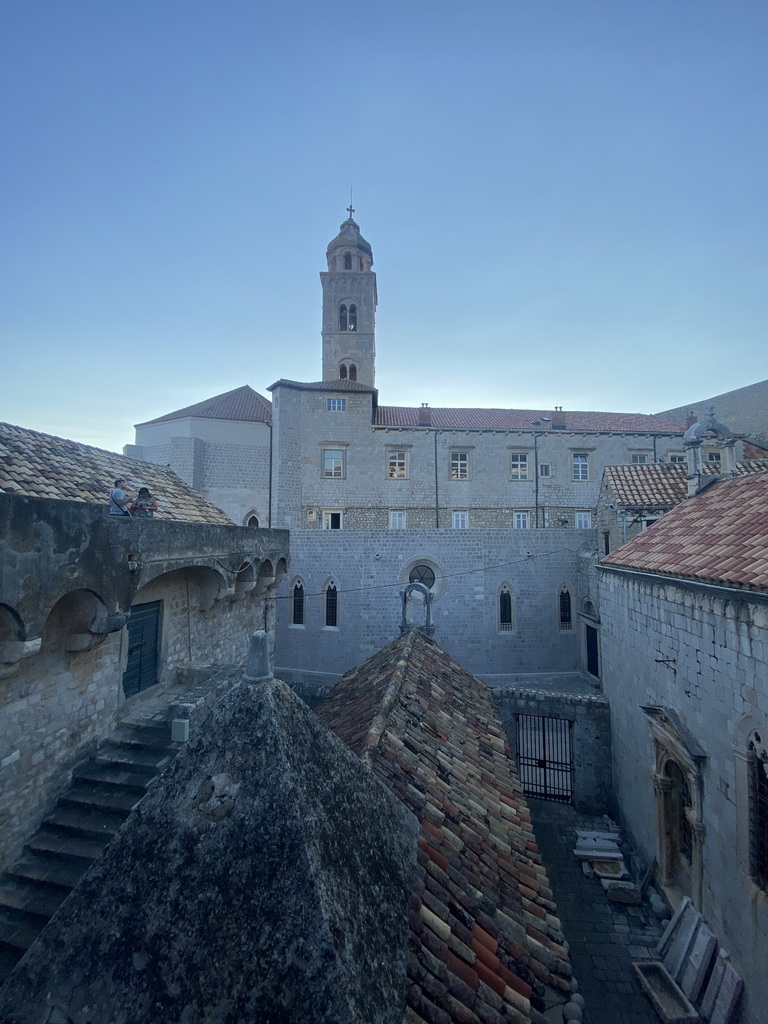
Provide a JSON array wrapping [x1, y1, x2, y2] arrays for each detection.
[[0, 421, 233, 525], [316, 630, 572, 1024]]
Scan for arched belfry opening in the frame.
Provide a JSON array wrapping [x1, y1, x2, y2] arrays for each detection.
[[321, 212, 377, 388]]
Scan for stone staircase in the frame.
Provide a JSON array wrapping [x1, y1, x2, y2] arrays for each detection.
[[0, 721, 179, 984]]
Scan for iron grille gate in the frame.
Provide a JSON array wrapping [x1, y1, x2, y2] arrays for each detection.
[[516, 714, 573, 803]]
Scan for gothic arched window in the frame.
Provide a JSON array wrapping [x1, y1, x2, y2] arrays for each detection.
[[348, 304, 357, 331], [339, 364, 347, 379], [325, 582, 338, 627], [749, 731, 768, 889], [344, 253, 352, 270], [559, 588, 572, 630], [339, 304, 348, 331], [348, 364, 357, 382], [499, 585, 513, 631], [292, 581, 304, 626]]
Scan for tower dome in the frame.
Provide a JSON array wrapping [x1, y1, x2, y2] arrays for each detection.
[[326, 217, 374, 272]]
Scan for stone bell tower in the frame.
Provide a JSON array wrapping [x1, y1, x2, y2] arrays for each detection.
[[321, 210, 377, 388]]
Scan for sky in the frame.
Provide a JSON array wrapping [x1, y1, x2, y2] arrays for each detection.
[[1, 0, 766, 455]]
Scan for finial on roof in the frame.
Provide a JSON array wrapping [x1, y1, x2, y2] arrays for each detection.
[[347, 186, 355, 220]]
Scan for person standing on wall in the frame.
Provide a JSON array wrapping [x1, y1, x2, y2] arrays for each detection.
[[109, 478, 133, 516], [131, 487, 158, 519]]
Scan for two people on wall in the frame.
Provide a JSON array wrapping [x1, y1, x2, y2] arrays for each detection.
[[109, 480, 158, 519]]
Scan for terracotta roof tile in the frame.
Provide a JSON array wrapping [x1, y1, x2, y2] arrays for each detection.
[[0, 422, 233, 525], [376, 407, 686, 432], [136, 384, 272, 426], [602, 471, 768, 591], [316, 631, 572, 1023], [268, 378, 376, 394], [603, 459, 768, 509]]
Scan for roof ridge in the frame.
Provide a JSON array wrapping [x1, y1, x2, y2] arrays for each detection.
[[360, 632, 415, 766]]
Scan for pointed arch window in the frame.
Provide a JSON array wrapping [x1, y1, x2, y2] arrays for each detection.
[[748, 732, 768, 889], [325, 582, 338, 627], [348, 304, 357, 331], [292, 581, 304, 626], [344, 252, 352, 270], [499, 585, 514, 631], [559, 588, 572, 630], [339, 304, 348, 331], [339, 364, 347, 379], [348, 363, 357, 381]]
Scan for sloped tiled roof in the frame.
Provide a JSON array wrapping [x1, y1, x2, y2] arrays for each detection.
[[135, 385, 272, 427], [376, 407, 686, 433], [602, 472, 768, 592], [316, 630, 572, 1023], [603, 460, 768, 509], [0, 422, 234, 525], [268, 378, 376, 394], [744, 440, 768, 460]]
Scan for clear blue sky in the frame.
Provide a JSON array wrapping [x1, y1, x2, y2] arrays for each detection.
[[1, 0, 766, 454]]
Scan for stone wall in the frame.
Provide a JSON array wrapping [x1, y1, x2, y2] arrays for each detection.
[[0, 494, 289, 870], [599, 566, 768, 1024], [275, 527, 595, 692], [658, 378, 768, 445]]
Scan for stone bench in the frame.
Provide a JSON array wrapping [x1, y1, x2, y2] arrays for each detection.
[[633, 897, 742, 1024]]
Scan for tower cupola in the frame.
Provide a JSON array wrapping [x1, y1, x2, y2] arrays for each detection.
[[321, 210, 377, 387]]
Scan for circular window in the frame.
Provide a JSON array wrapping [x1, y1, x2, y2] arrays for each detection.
[[409, 564, 435, 589]]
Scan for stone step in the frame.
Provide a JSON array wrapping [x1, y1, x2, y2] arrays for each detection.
[[26, 827, 113, 864], [0, 909, 45, 956], [0, 878, 67, 921], [8, 855, 86, 892], [44, 805, 126, 841], [96, 742, 173, 774], [73, 761, 156, 793], [0, 945, 25, 986], [110, 723, 175, 750], [58, 783, 144, 816]]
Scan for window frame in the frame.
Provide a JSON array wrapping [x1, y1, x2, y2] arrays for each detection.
[[631, 453, 650, 465], [322, 448, 345, 479], [572, 453, 589, 481], [499, 584, 514, 632], [538, 463, 551, 478], [575, 511, 592, 529], [452, 510, 469, 530], [291, 580, 305, 627], [324, 582, 338, 628], [513, 510, 530, 530], [389, 509, 406, 530], [323, 510, 343, 530], [450, 451, 469, 480], [326, 398, 347, 412], [387, 449, 409, 479], [509, 452, 529, 481]]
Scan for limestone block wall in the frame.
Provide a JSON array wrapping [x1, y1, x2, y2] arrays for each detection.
[[494, 687, 612, 813], [658, 378, 768, 444], [0, 634, 122, 872], [599, 568, 768, 1023], [275, 528, 589, 692]]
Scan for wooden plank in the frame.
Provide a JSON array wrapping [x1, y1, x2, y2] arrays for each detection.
[[679, 921, 716, 1004], [708, 962, 743, 1024]]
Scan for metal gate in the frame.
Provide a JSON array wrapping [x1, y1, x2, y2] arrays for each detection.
[[122, 601, 160, 698], [516, 714, 573, 802]]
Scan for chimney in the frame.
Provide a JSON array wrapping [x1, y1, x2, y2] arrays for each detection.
[[552, 407, 566, 430], [686, 410, 697, 428], [418, 403, 431, 426], [242, 630, 272, 683]]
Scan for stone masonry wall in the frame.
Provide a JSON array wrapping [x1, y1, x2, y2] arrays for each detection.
[[599, 568, 768, 1024]]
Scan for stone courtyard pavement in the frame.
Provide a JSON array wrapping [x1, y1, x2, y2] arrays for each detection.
[[528, 799, 664, 1024]]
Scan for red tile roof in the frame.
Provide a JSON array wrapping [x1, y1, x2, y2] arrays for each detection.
[[316, 630, 572, 1023], [268, 378, 376, 394], [603, 460, 768, 509], [136, 385, 272, 426], [0, 422, 234, 525], [376, 407, 686, 432], [744, 440, 768, 460], [601, 472, 768, 592]]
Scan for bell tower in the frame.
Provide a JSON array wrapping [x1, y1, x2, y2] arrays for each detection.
[[321, 210, 377, 387]]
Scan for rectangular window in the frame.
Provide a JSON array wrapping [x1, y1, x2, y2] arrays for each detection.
[[387, 450, 408, 479], [542, 510, 550, 528], [323, 511, 343, 530], [572, 454, 589, 481], [575, 512, 592, 529], [539, 463, 551, 478], [514, 510, 530, 529], [452, 510, 468, 529], [631, 453, 649, 465], [708, 451, 721, 464], [450, 452, 469, 479], [669, 453, 686, 464], [326, 399, 346, 411], [389, 510, 406, 529], [323, 449, 344, 478], [509, 453, 529, 480]]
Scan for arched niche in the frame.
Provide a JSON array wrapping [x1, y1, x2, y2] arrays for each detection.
[[0, 604, 40, 678], [134, 566, 230, 613], [42, 589, 112, 653]]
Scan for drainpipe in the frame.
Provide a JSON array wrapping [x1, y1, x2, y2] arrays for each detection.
[[433, 429, 439, 528], [267, 421, 273, 529], [622, 510, 628, 545]]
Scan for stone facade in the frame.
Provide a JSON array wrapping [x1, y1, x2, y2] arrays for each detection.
[[599, 567, 768, 1024], [658, 377, 768, 446], [0, 493, 288, 870], [127, 414, 271, 527]]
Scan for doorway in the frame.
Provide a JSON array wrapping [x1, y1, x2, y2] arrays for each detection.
[[122, 601, 160, 698]]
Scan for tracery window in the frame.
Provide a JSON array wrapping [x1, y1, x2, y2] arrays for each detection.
[[325, 582, 338, 627], [291, 581, 304, 625], [559, 588, 572, 630], [499, 586, 513, 631]]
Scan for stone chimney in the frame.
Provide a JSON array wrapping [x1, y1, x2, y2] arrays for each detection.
[[418, 403, 431, 426], [242, 630, 272, 683], [552, 407, 566, 430], [685, 410, 697, 428]]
